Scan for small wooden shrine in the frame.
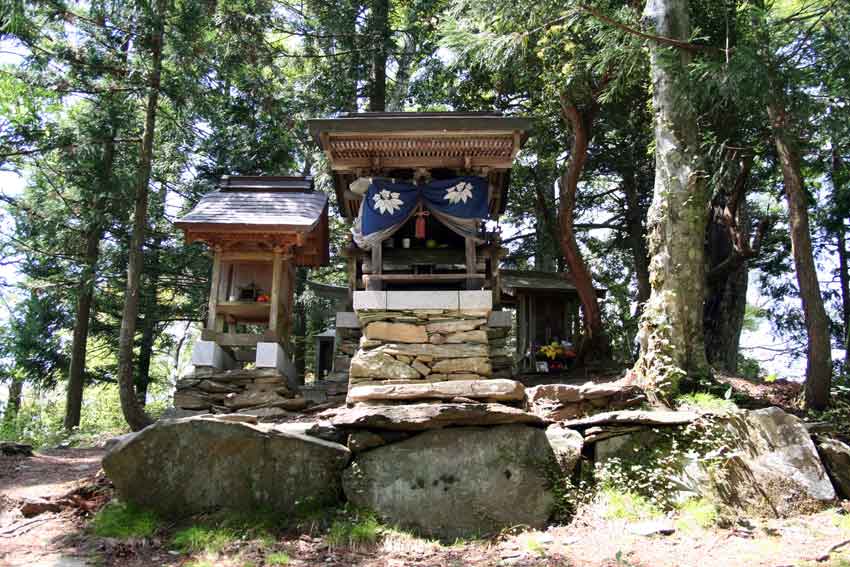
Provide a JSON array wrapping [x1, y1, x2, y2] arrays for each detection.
[[309, 112, 531, 297], [175, 175, 329, 379]]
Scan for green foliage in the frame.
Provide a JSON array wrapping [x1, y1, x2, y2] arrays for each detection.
[[265, 552, 291, 566], [593, 417, 736, 511], [676, 392, 737, 413], [0, 382, 169, 448], [675, 498, 718, 532], [326, 510, 383, 549], [599, 489, 662, 521], [90, 501, 159, 539]]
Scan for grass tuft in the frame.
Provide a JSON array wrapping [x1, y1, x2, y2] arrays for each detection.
[[326, 512, 382, 549], [265, 551, 291, 565], [90, 501, 159, 539], [171, 526, 238, 554]]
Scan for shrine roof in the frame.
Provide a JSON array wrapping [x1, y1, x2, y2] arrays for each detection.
[[176, 190, 327, 231]]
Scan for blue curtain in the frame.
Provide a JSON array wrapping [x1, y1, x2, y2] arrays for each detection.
[[353, 176, 489, 249]]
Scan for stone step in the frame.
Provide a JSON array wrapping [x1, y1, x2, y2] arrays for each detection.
[[346, 379, 525, 404]]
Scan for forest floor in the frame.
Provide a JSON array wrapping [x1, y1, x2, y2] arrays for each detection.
[[1, 445, 849, 567]]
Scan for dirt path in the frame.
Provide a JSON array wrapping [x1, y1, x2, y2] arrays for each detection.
[[0, 448, 104, 567]]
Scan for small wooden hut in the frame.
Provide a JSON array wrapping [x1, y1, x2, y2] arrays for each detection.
[[175, 175, 329, 381]]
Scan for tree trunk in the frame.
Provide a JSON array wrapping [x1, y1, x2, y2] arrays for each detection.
[[558, 101, 610, 360], [834, 147, 850, 370], [703, 202, 750, 372], [63, 223, 104, 430], [368, 0, 390, 112], [293, 268, 308, 380], [623, 168, 651, 314], [634, 0, 709, 396], [768, 102, 832, 410], [534, 180, 556, 272], [839, 223, 850, 370], [116, 4, 164, 431], [3, 376, 23, 425]]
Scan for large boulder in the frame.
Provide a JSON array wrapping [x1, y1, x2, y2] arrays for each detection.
[[343, 425, 556, 538], [102, 417, 350, 517], [545, 423, 584, 476], [331, 402, 543, 431], [592, 407, 835, 516], [815, 437, 850, 499]]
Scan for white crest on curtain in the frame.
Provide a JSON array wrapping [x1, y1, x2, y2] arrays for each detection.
[[373, 189, 403, 215], [444, 181, 474, 204]]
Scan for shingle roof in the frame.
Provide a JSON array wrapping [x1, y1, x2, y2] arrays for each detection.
[[176, 191, 328, 230]]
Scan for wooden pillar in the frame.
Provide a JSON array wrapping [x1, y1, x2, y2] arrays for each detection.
[[369, 243, 382, 291], [465, 237, 477, 290], [269, 249, 284, 341], [280, 258, 295, 345], [206, 246, 222, 330]]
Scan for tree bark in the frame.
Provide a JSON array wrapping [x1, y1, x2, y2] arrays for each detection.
[[116, 3, 164, 431], [63, 222, 104, 429], [368, 0, 390, 112], [634, 0, 709, 396], [768, 102, 832, 410], [558, 100, 610, 360]]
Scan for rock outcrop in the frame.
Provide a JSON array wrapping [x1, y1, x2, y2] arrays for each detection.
[[816, 436, 850, 499], [102, 417, 350, 517], [343, 425, 556, 538]]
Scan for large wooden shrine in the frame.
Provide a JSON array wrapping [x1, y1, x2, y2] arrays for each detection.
[[175, 175, 329, 384]]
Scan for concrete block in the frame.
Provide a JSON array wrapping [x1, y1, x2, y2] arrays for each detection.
[[335, 311, 361, 329], [353, 291, 387, 311], [191, 340, 236, 371], [488, 310, 512, 328], [459, 291, 492, 312], [256, 342, 300, 388], [387, 291, 459, 310]]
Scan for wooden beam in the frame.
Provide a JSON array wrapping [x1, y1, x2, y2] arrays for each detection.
[[206, 246, 223, 329]]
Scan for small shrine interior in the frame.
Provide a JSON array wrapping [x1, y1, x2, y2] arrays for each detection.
[[175, 176, 329, 371], [308, 112, 532, 298]]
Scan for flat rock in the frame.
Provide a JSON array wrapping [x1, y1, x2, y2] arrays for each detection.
[[563, 410, 699, 429], [628, 520, 676, 536], [527, 384, 582, 404], [331, 402, 544, 431], [425, 318, 486, 333], [236, 406, 298, 421], [223, 390, 286, 409], [365, 321, 427, 343], [444, 330, 489, 344], [103, 417, 350, 517], [380, 343, 489, 359], [350, 349, 422, 381], [430, 357, 492, 376], [346, 379, 525, 404], [817, 436, 850, 499], [343, 425, 555, 538]]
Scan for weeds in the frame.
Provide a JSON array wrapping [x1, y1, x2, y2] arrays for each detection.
[[599, 488, 662, 521], [675, 498, 718, 531], [171, 526, 238, 554], [676, 392, 737, 413], [90, 501, 159, 539], [326, 510, 383, 549], [265, 551, 290, 565]]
